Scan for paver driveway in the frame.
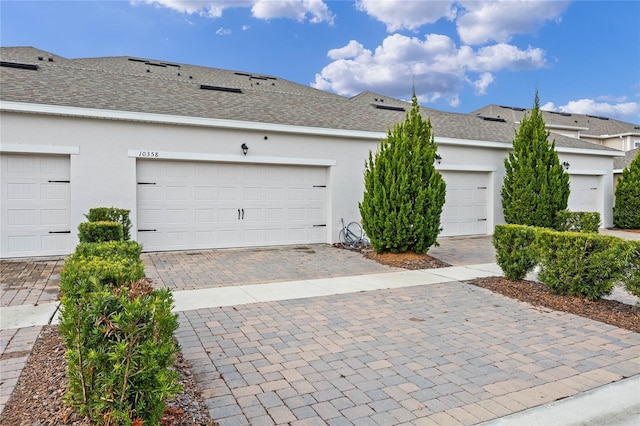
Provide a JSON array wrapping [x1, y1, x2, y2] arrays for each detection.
[[175, 280, 639, 425]]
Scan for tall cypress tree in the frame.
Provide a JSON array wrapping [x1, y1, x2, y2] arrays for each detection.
[[359, 93, 446, 254], [613, 150, 640, 229], [501, 91, 570, 228]]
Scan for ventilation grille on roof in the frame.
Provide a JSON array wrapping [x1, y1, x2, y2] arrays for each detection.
[[499, 105, 526, 111], [200, 84, 243, 94], [478, 115, 506, 122], [372, 104, 406, 112], [1, 61, 39, 71], [128, 58, 180, 68], [234, 72, 277, 81], [549, 111, 572, 117], [586, 114, 609, 121]]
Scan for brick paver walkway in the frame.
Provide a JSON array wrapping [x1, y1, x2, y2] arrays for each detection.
[[176, 282, 640, 425], [143, 245, 401, 291], [0, 257, 64, 307]]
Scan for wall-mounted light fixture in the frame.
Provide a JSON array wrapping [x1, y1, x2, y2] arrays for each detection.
[[435, 154, 442, 164], [241, 143, 249, 156], [562, 161, 570, 170]]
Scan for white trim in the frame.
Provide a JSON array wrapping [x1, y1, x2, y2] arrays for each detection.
[[546, 124, 589, 131], [555, 146, 625, 157], [0, 143, 79, 155], [567, 170, 607, 176], [613, 169, 624, 174], [128, 150, 336, 167], [437, 165, 497, 172], [2, 101, 622, 157], [435, 137, 510, 150], [2, 101, 385, 141]]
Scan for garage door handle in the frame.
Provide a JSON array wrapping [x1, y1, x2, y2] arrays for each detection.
[[47, 180, 70, 183], [138, 229, 157, 232], [238, 209, 241, 220], [49, 230, 71, 234], [137, 182, 156, 185], [242, 209, 245, 219], [477, 219, 487, 221]]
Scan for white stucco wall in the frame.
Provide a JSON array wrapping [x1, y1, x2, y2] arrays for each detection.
[[1, 107, 618, 256]]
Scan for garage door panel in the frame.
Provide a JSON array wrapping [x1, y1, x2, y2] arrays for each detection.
[[568, 175, 600, 213], [137, 160, 326, 251], [440, 171, 489, 237], [2, 154, 72, 258]]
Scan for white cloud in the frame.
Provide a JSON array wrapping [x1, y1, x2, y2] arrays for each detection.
[[242, 24, 250, 31], [134, 0, 334, 23], [543, 99, 640, 121], [312, 34, 546, 107], [355, 0, 456, 32], [216, 27, 231, 35], [456, 0, 569, 45]]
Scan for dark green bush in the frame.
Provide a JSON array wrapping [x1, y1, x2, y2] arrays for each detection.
[[619, 240, 640, 297], [59, 282, 180, 425], [554, 210, 600, 233], [78, 221, 124, 243], [613, 151, 640, 229], [493, 224, 539, 280], [74, 241, 142, 260], [536, 229, 625, 300], [85, 207, 132, 240]]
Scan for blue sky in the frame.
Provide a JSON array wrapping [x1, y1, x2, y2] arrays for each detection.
[[2, 0, 639, 122]]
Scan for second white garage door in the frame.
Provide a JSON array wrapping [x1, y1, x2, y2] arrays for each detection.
[[440, 171, 489, 237], [568, 175, 600, 213], [136, 160, 327, 251]]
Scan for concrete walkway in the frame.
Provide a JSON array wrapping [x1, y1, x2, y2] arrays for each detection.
[[1, 236, 639, 424]]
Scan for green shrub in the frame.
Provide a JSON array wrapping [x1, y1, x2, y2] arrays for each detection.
[[536, 229, 625, 300], [613, 151, 640, 229], [554, 210, 600, 233], [619, 240, 640, 297], [61, 254, 145, 300], [85, 207, 132, 240], [74, 241, 142, 261], [59, 282, 180, 425], [493, 224, 539, 280], [78, 221, 124, 243]]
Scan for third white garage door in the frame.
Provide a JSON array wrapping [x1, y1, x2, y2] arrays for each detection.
[[136, 160, 327, 251], [440, 171, 489, 237]]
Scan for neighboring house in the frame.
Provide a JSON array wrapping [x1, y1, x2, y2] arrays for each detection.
[[613, 148, 639, 189], [0, 47, 623, 258], [472, 105, 640, 152]]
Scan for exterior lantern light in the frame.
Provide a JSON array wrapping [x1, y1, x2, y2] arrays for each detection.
[[241, 143, 249, 155]]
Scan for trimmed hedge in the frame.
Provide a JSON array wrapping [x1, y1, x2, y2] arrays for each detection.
[[493, 224, 539, 280], [620, 240, 640, 297], [85, 207, 132, 240], [536, 229, 625, 300], [78, 221, 123, 243], [60, 210, 179, 424], [554, 210, 600, 233]]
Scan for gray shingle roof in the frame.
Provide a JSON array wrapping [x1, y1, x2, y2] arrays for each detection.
[[472, 104, 640, 137], [0, 46, 619, 153], [614, 148, 638, 170]]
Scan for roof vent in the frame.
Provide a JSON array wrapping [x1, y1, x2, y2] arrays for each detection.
[[145, 61, 167, 68], [372, 104, 405, 112], [498, 105, 525, 111], [200, 84, 243, 94], [478, 115, 506, 123], [549, 111, 572, 117], [0, 61, 39, 71], [128, 58, 148, 63], [586, 114, 609, 121]]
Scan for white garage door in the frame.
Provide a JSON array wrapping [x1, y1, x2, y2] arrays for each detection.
[[136, 160, 327, 251], [440, 171, 489, 237], [568, 175, 600, 213], [1, 154, 72, 258]]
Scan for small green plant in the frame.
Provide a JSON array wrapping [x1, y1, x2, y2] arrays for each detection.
[[59, 281, 180, 425], [78, 221, 124, 243], [493, 224, 539, 280], [554, 210, 600, 233], [536, 229, 625, 300], [85, 207, 133, 240]]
